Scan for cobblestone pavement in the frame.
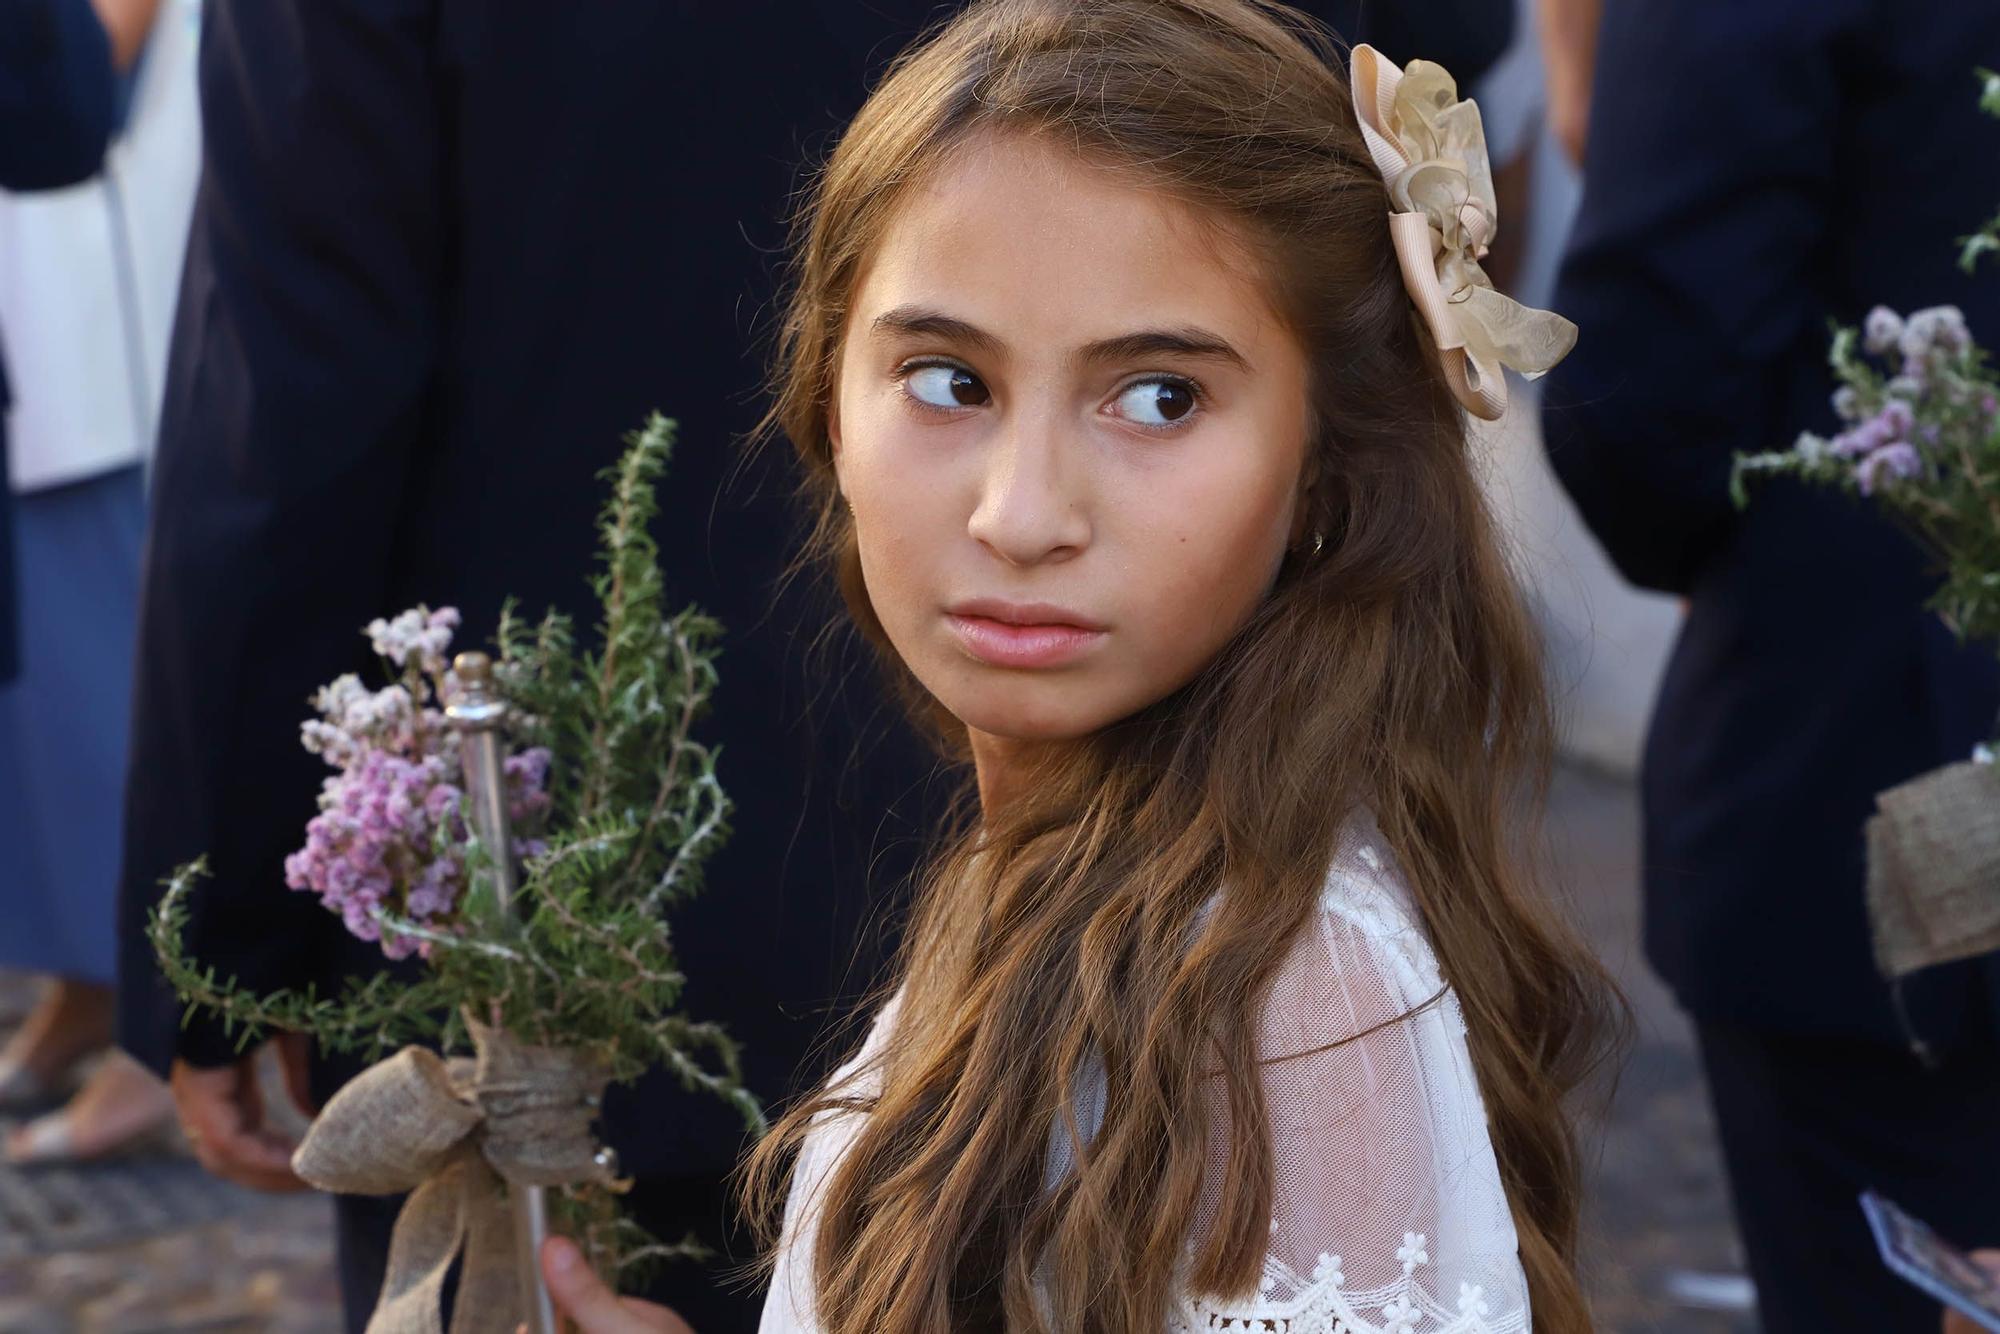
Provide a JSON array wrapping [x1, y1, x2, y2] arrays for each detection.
[[0, 764, 1750, 1331], [0, 985, 343, 1333]]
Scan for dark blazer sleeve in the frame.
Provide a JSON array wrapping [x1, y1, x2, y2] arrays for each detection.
[[0, 0, 115, 189], [117, 0, 445, 1073], [1539, 0, 1851, 595], [1298, 1, 1514, 85]]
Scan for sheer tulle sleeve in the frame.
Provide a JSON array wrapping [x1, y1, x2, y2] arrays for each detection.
[[759, 827, 1527, 1334], [1175, 833, 1529, 1334], [758, 996, 902, 1334]]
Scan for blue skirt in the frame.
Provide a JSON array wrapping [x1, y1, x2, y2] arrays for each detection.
[[0, 465, 146, 984]]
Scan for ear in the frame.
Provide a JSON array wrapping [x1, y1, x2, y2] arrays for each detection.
[[826, 400, 847, 498], [1288, 442, 1324, 549]]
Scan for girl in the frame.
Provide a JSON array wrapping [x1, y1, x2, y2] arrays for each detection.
[[543, 1, 1616, 1329]]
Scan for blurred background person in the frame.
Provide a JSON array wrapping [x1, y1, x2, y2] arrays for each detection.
[[0, 0, 124, 688], [0, 0, 199, 1165], [1535, 0, 1596, 171], [1542, 1, 2000, 1329]]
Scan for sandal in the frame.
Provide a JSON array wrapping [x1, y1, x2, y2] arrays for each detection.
[[4, 1109, 180, 1167], [2, 1051, 180, 1167], [0, 1057, 60, 1114]]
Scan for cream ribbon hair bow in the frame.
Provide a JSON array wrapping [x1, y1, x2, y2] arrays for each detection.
[[1348, 44, 1577, 421]]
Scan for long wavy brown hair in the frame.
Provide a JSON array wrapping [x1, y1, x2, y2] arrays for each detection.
[[742, 2, 1623, 1330]]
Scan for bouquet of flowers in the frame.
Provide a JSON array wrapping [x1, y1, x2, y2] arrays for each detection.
[[1731, 71, 2000, 984], [274, 604, 548, 960], [151, 415, 756, 1331], [1731, 304, 2000, 643]]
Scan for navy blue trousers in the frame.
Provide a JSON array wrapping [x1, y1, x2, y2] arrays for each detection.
[[1698, 1003, 2000, 1332]]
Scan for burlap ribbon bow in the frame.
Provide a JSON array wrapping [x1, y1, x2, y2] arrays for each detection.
[[1865, 760, 2000, 979], [1348, 44, 1578, 421], [293, 1015, 620, 1334]]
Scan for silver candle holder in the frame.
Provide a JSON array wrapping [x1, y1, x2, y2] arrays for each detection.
[[446, 650, 557, 1334]]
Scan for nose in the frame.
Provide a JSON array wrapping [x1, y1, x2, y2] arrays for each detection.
[[966, 408, 1093, 567]]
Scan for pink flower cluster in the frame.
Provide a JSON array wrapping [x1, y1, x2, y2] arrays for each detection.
[[282, 606, 551, 960]]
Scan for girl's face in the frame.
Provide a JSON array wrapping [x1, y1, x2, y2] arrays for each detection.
[[831, 132, 1313, 744]]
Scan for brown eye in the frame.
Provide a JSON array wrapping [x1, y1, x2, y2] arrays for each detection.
[[1114, 377, 1200, 427], [906, 363, 992, 408]]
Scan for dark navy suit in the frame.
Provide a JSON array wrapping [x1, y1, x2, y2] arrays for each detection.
[[1543, 2, 2000, 1326], [113, 5, 959, 1328]]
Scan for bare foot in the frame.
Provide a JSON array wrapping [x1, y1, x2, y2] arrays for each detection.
[[0, 978, 115, 1091], [5, 1049, 178, 1164]]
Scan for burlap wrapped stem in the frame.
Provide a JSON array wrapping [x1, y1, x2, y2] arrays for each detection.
[[293, 1014, 622, 1334], [1866, 760, 2000, 979]]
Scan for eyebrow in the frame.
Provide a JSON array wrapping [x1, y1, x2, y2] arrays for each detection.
[[868, 305, 1251, 373]]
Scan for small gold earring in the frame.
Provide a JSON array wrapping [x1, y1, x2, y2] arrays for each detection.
[[1310, 530, 1325, 556]]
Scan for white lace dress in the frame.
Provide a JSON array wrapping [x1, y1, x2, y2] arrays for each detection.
[[758, 813, 1529, 1334]]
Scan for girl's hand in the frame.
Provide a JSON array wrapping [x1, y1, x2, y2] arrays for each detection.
[[1942, 1249, 2000, 1333], [532, 1237, 697, 1334]]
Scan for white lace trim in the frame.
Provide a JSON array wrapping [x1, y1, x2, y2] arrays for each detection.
[[1171, 1232, 1527, 1334]]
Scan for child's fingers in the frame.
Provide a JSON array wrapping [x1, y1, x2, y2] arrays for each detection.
[[541, 1238, 630, 1330], [1943, 1250, 2000, 1333], [538, 1237, 693, 1333]]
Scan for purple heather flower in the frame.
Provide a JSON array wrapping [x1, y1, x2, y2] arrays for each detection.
[[288, 728, 469, 954], [504, 747, 555, 827], [424, 782, 463, 823], [1856, 442, 1921, 496], [405, 856, 462, 919], [282, 605, 524, 961], [365, 605, 462, 677], [1893, 307, 1973, 379], [1878, 401, 1915, 440], [322, 856, 362, 898], [1831, 417, 1892, 458], [1927, 306, 1971, 351], [379, 928, 421, 962], [505, 746, 551, 788], [1864, 306, 1904, 355], [341, 897, 381, 942]]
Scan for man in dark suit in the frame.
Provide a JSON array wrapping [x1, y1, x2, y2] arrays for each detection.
[[116, 2, 1514, 1329], [0, 0, 114, 190], [0, 0, 119, 686], [1542, 2, 2000, 1327], [114, 4, 957, 1329]]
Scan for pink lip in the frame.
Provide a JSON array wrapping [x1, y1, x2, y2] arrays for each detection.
[[944, 599, 1108, 669]]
